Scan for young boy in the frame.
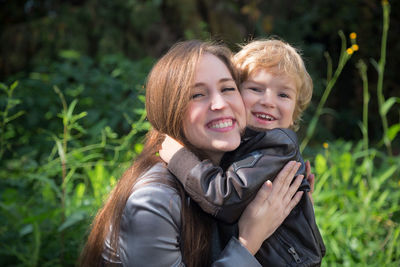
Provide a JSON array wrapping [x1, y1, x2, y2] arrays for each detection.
[[160, 39, 325, 265]]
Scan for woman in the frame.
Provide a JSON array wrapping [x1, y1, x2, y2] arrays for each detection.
[[80, 40, 303, 266]]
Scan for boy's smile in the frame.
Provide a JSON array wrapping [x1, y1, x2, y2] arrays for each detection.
[[240, 68, 297, 130]]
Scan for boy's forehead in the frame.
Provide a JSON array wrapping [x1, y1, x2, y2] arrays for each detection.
[[249, 66, 284, 77], [241, 68, 300, 94], [247, 68, 297, 82]]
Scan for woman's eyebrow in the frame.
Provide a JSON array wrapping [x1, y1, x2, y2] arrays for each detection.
[[219, 77, 234, 83], [194, 78, 234, 87]]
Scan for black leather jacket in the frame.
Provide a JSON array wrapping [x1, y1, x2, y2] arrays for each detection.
[[102, 163, 262, 266], [168, 128, 309, 223], [167, 128, 325, 266]]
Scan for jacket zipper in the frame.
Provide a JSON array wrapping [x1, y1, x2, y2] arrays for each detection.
[[288, 246, 302, 263], [276, 231, 302, 264]]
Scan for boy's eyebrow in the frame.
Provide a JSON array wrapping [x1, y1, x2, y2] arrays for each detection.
[[242, 80, 297, 91], [241, 80, 262, 86], [281, 85, 296, 92]]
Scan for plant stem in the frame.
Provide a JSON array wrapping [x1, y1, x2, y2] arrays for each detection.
[[357, 59, 371, 180], [300, 31, 351, 152], [377, 1, 391, 155], [54, 86, 68, 262]]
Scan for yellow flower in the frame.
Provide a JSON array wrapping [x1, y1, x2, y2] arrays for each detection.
[[382, 0, 388, 5], [352, 44, 359, 51], [346, 48, 354, 55], [350, 32, 357, 39], [323, 142, 329, 149]]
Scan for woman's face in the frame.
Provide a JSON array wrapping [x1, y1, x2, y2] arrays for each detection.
[[183, 53, 246, 163]]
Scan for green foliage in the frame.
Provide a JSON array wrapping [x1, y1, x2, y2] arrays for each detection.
[[0, 81, 25, 159], [312, 140, 400, 266], [0, 53, 151, 266]]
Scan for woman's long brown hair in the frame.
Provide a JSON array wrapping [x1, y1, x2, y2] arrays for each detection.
[[79, 40, 239, 267]]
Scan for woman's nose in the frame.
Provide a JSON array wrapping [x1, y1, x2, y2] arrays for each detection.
[[210, 93, 228, 110]]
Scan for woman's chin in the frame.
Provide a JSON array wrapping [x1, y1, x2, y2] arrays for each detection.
[[211, 139, 241, 152]]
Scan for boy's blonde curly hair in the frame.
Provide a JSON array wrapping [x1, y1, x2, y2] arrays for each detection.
[[233, 39, 313, 131]]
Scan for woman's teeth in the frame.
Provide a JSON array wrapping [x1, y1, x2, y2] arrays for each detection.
[[209, 120, 233, 129]]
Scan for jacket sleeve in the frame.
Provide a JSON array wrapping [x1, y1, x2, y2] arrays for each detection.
[[168, 128, 308, 224], [118, 182, 261, 267]]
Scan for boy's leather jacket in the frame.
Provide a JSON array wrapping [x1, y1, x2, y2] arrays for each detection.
[[168, 128, 326, 266], [168, 127, 309, 223]]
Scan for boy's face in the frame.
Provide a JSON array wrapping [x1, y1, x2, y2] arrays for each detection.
[[240, 68, 297, 130]]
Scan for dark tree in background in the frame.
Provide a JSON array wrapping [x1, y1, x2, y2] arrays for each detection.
[[0, 0, 399, 145]]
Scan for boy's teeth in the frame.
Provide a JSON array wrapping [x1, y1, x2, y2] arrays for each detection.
[[210, 120, 233, 128], [256, 114, 274, 121]]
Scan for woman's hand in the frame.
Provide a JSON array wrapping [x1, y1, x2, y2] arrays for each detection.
[[159, 135, 184, 164], [238, 161, 304, 255], [305, 160, 315, 204]]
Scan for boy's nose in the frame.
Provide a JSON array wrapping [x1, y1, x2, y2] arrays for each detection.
[[260, 90, 276, 107]]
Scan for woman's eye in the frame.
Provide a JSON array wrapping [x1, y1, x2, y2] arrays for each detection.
[[190, 93, 204, 99], [221, 87, 236, 92]]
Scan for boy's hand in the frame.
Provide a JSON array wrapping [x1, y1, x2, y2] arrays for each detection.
[[305, 160, 315, 204], [159, 135, 183, 164]]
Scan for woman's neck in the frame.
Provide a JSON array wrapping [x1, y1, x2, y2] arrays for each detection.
[[207, 152, 223, 165]]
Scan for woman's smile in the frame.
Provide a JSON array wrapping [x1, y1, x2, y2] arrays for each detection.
[[206, 117, 236, 131], [183, 53, 246, 163]]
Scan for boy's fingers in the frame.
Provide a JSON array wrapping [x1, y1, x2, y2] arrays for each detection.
[[305, 160, 311, 177], [308, 174, 315, 193]]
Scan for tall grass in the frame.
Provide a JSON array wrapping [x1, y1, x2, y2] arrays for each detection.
[[312, 140, 400, 266]]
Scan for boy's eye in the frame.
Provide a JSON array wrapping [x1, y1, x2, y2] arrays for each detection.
[[279, 93, 290, 98], [249, 87, 262, 92]]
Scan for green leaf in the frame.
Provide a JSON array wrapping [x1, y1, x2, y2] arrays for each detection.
[[370, 58, 380, 72], [56, 139, 66, 164], [315, 154, 327, 176], [27, 173, 62, 200], [376, 190, 389, 209], [380, 97, 399, 116], [19, 224, 33, 237], [58, 211, 86, 232], [0, 82, 7, 92], [59, 50, 81, 60], [339, 152, 353, 183], [74, 183, 86, 203], [375, 165, 397, 189], [4, 110, 25, 124], [9, 80, 19, 92], [66, 99, 78, 121], [387, 124, 400, 141]]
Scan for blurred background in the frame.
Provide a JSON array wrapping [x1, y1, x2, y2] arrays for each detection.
[[1, 0, 399, 266]]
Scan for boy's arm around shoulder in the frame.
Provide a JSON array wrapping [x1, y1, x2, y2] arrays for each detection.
[[168, 128, 308, 224]]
